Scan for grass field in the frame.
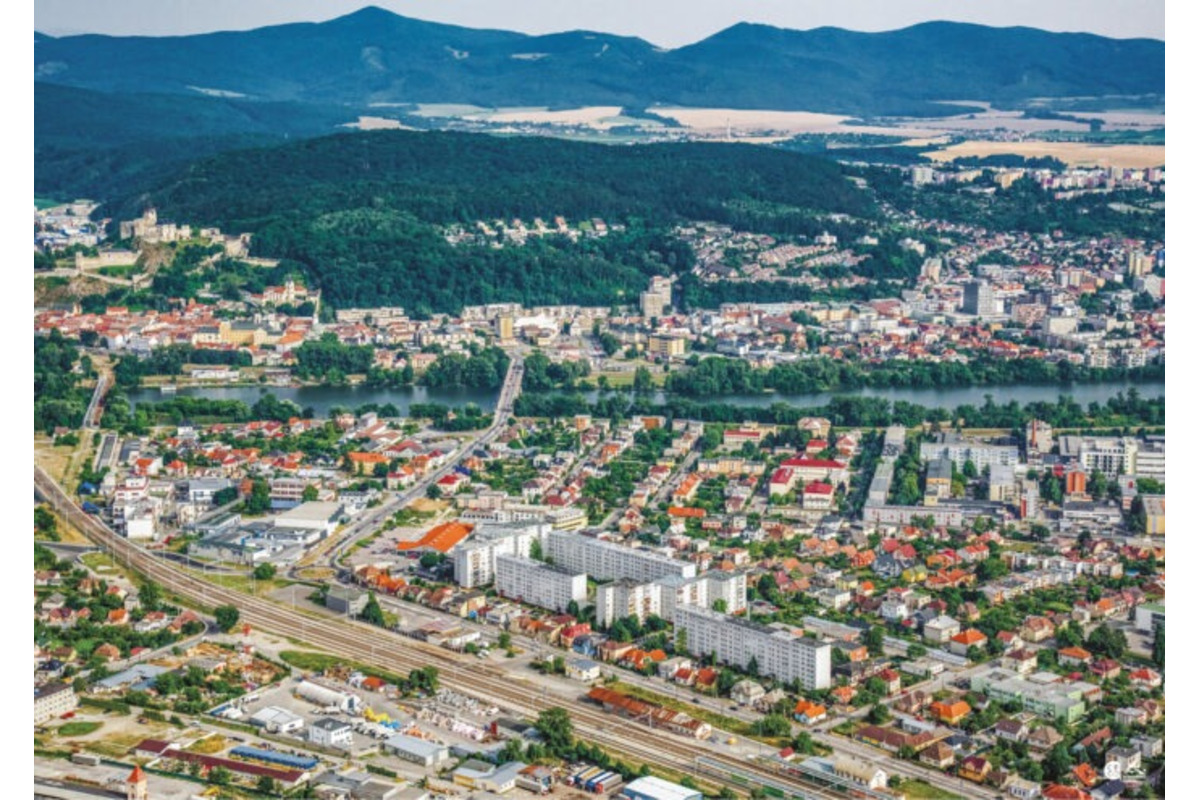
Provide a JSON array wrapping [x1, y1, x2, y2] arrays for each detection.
[[199, 572, 293, 598], [57, 721, 103, 737], [81, 552, 126, 576], [896, 778, 966, 799]]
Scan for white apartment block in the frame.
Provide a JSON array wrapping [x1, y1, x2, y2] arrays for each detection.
[[674, 605, 831, 690], [494, 555, 586, 613], [596, 579, 662, 629], [34, 683, 78, 724], [1135, 439, 1165, 482], [597, 571, 748, 628], [920, 435, 1018, 470], [454, 522, 550, 589], [1061, 436, 1138, 478], [546, 531, 696, 583]]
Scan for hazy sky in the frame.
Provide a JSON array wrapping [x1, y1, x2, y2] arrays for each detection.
[[35, 0, 1165, 45]]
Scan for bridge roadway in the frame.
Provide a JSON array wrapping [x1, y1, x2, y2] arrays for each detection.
[[37, 464, 864, 800]]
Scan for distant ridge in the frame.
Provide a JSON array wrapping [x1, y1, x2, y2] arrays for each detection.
[[34, 6, 1163, 117]]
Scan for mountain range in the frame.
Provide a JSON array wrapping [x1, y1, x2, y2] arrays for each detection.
[[36, 6, 1163, 117]]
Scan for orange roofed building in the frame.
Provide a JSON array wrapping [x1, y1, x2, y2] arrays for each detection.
[[396, 521, 474, 555]]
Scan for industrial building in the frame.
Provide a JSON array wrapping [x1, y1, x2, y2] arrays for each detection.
[[309, 718, 354, 749], [296, 679, 361, 713], [622, 776, 702, 800], [674, 605, 831, 690], [383, 733, 450, 766], [249, 706, 305, 734], [273, 501, 344, 539]]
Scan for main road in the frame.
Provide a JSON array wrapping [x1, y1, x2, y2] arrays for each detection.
[[318, 356, 525, 572]]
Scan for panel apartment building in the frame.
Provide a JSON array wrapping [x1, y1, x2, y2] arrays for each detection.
[[595, 571, 748, 628], [494, 555, 587, 614], [920, 433, 1018, 471], [674, 605, 832, 690], [546, 530, 696, 583], [454, 522, 551, 589]]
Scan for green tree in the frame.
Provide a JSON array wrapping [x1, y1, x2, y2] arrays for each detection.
[[753, 714, 792, 737], [212, 486, 239, 506], [1152, 623, 1165, 670], [361, 593, 386, 626], [243, 479, 271, 515], [302, 484, 320, 502], [256, 775, 278, 794], [535, 708, 574, 756], [961, 459, 978, 479], [712, 598, 728, 613], [529, 539, 545, 562], [139, 581, 162, 611], [252, 563, 277, 580], [208, 766, 232, 786], [632, 366, 654, 393], [867, 704, 890, 725], [214, 605, 240, 633], [1043, 743, 1074, 782]]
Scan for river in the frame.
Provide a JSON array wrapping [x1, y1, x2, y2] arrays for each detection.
[[125, 379, 1164, 418]]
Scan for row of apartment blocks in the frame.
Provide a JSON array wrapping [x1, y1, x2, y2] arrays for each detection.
[[594, 572, 748, 629], [674, 605, 832, 691], [454, 525, 696, 590]]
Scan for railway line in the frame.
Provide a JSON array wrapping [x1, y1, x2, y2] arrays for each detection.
[[35, 463, 931, 800]]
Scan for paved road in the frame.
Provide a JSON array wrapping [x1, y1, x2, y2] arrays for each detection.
[[317, 357, 525, 574]]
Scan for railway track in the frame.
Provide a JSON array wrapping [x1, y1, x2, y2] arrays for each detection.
[[36, 464, 861, 800]]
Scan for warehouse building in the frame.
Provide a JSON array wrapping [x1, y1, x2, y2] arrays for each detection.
[[383, 733, 450, 766], [621, 776, 702, 800], [249, 706, 305, 734]]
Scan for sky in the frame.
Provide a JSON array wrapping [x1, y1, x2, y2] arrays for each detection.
[[34, 0, 1165, 45]]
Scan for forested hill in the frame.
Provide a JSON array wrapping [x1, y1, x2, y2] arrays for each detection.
[[113, 129, 871, 228], [109, 130, 873, 314]]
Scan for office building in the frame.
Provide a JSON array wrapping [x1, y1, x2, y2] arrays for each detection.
[[962, 280, 998, 318]]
